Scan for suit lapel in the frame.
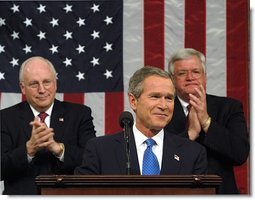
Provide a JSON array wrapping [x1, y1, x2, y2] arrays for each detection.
[[50, 100, 66, 141], [160, 132, 182, 174], [113, 132, 140, 175], [168, 98, 187, 134], [129, 132, 140, 174], [206, 95, 217, 119], [19, 102, 35, 140]]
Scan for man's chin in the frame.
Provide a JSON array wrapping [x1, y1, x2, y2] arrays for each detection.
[[36, 100, 52, 108], [184, 88, 197, 96], [152, 123, 167, 130]]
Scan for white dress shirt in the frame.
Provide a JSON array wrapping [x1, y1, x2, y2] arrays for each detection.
[[133, 123, 164, 174], [30, 104, 54, 127], [27, 103, 64, 162], [177, 96, 190, 116]]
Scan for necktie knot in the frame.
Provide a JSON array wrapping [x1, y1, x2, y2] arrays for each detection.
[[186, 104, 191, 115], [145, 138, 156, 148], [38, 112, 48, 123]]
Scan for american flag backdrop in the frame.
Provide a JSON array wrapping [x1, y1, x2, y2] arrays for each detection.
[[0, 0, 250, 194]]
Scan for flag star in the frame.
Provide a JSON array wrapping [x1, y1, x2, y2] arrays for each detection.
[[63, 57, 72, 67], [23, 18, 32, 27], [50, 18, 59, 27], [23, 44, 32, 54], [91, 3, 100, 13], [76, 17, 85, 27], [63, 4, 72, 13], [37, 31, 46, 40], [76, 71, 85, 81], [10, 4, 19, 13], [0, 18, 6, 26], [64, 30, 73, 40], [0, 45, 5, 53], [104, 69, 113, 79], [103, 42, 113, 52], [0, 72, 5, 80], [37, 4, 46, 13], [104, 16, 113, 25], [49, 45, 59, 54], [90, 57, 99, 66], [10, 58, 19, 67], [11, 31, 19, 40], [76, 44, 85, 54], [91, 30, 100, 40]]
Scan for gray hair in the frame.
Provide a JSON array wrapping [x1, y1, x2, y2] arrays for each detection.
[[128, 66, 172, 99], [19, 56, 57, 82], [168, 48, 206, 76]]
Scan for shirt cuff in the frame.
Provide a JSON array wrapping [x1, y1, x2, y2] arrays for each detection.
[[27, 154, 34, 163]]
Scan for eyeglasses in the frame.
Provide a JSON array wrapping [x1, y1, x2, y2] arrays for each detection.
[[174, 69, 204, 79], [25, 80, 53, 89]]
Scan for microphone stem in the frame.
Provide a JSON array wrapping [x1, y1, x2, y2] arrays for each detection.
[[124, 125, 131, 175]]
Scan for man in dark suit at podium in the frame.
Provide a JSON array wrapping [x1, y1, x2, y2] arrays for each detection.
[[75, 66, 207, 175], [1, 56, 96, 195], [164, 48, 250, 194]]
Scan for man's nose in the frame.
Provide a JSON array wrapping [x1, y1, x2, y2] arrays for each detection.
[[38, 83, 46, 92], [158, 98, 167, 108], [186, 71, 195, 79]]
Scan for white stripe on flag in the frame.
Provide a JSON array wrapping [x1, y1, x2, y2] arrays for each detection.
[[164, 0, 185, 70], [123, 0, 144, 113], [0, 93, 22, 109], [206, 0, 227, 96], [85, 93, 105, 137], [55, 93, 64, 101]]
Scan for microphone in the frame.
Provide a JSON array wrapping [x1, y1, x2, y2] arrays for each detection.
[[119, 111, 134, 128], [119, 111, 134, 175]]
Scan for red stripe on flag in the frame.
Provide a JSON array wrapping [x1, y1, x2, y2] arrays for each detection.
[[105, 92, 124, 135], [185, 0, 206, 54], [144, 0, 165, 69], [226, 0, 249, 116], [22, 94, 26, 101], [63, 93, 84, 104], [227, 0, 249, 194]]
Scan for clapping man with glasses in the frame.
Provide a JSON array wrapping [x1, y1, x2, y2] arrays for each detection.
[[1, 56, 96, 194], [164, 48, 250, 194]]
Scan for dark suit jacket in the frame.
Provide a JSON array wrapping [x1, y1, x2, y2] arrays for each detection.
[[74, 130, 207, 175], [1, 99, 96, 195], [164, 94, 250, 194]]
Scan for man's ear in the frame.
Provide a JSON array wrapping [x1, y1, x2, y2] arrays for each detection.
[[19, 82, 26, 95], [128, 93, 137, 111]]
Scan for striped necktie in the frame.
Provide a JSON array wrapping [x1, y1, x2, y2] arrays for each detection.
[[38, 112, 48, 123], [185, 104, 191, 130]]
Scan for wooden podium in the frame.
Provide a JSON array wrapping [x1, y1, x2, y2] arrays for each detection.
[[36, 175, 221, 195]]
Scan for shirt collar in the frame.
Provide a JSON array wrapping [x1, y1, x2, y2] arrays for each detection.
[[177, 96, 189, 115], [30, 103, 54, 117], [133, 123, 164, 147]]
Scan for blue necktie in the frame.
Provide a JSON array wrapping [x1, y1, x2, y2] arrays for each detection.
[[142, 138, 160, 175]]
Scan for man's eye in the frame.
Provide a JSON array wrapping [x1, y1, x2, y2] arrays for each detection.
[[177, 72, 186, 76], [43, 80, 52, 85], [29, 82, 38, 87], [193, 70, 201, 74], [166, 96, 174, 101]]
